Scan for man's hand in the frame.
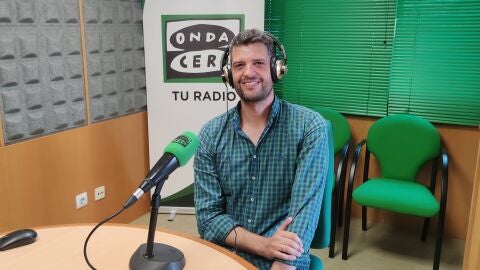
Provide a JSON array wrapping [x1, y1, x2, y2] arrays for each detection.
[[271, 261, 296, 270], [260, 217, 304, 261], [224, 217, 304, 262]]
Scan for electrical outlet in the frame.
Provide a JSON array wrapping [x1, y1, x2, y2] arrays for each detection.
[[76, 192, 88, 209], [95, 186, 105, 200]]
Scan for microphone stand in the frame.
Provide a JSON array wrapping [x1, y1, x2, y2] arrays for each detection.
[[129, 177, 185, 270]]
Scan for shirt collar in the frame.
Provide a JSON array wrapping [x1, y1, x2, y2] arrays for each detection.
[[267, 95, 280, 127], [232, 95, 280, 129]]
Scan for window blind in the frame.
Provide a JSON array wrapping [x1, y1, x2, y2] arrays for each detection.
[[280, 0, 396, 116], [265, 0, 286, 95], [388, 0, 480, 126]]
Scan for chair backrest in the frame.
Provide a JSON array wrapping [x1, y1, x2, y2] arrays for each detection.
[[310, 121, 334, 249], [313, 107, 351, 154], [367, 114, 440, 181]]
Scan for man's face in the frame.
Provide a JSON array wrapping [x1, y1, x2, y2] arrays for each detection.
[[230, 42, 274, 103]]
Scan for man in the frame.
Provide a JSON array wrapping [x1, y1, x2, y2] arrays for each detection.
[[194, 29, 329, 270]]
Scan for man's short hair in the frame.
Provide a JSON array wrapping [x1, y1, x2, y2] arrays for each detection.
[[228, 28, 276, 58]]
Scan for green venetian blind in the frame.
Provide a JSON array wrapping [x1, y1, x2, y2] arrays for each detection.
[[281, 0, 396, 116], [265, 0, 284, 40], [265, 0, 286, 95], [389, 0, 480, 126]]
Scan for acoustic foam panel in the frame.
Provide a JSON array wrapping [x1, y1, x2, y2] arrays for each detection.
[[83, 0, 146, 123], [0, 0, 86, 144]]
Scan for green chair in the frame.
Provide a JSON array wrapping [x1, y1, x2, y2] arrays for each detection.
[[309, 120, 334, 270], [309, 254, 325, 270], [342, 114, 448, 270], [311, 107, 351, 258]]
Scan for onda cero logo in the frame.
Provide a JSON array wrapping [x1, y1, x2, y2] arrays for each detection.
[[162, 15, 243, 82], [173, 135, 191, 147]]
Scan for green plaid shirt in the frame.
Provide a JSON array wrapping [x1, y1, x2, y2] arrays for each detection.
[[194, 96, 329, 270]]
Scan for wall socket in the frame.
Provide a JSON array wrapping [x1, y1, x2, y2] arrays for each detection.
[[95, 186, 105, 200], [76, 192, 88, 209]]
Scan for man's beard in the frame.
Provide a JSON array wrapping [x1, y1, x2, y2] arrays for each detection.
[[234, 80, 273, 103]]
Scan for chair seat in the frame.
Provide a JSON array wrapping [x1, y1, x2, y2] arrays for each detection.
[[352, 178, 439, 217]]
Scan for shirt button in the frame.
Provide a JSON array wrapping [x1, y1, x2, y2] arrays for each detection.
[[252, 176, 256, 180], [248, 219, 252, 223], [250, 197, 254, 202]]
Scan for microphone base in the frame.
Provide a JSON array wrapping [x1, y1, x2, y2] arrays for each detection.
[[129, 243, 185, 270]]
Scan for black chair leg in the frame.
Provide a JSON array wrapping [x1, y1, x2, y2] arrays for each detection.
[[342, 192, 353, 260], [362, 206, 367, 231], [433, 212, 446, 270], [421, 217, 430, 242], [337, 175, 345, 227], [329, 188, 339, 258]]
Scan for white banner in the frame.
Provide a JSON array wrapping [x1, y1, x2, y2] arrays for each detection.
[[143, 0, 264, 207]]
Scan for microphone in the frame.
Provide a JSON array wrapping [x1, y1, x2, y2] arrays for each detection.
[[128, 131, 198, 270], [123, 131, 199, 209]]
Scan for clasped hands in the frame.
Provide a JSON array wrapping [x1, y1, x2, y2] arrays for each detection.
[[261, 217, 304, 270]]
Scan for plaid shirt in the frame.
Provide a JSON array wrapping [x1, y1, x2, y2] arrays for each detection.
[[194, 96, 329, 270]]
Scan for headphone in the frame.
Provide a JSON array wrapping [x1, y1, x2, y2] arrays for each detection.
[[220, 32, 288, 88]]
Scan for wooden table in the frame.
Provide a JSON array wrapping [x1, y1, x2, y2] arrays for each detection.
[[0, 224, 256, 270]]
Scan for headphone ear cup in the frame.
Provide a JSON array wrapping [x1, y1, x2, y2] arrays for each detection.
[[221, 66, 229, 84], [222, 65, 234, 88], [269, 36, 287, 82], [270, 56, 278, 82], [221, 50, 234, 88], [275, 59, 287, 81], [227, 67, 233, 88]]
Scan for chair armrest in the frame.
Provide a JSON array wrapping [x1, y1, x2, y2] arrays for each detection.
[[346, 139, 366, 195], [440, 147, 449, 211], [336, 142, 350, 186]]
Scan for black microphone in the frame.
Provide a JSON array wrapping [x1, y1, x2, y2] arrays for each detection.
[[123, 131, 199, 209]]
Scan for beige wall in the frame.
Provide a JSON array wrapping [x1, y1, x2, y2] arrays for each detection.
[[345, 116, 479, 240], [0, 113, 150, 232]]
